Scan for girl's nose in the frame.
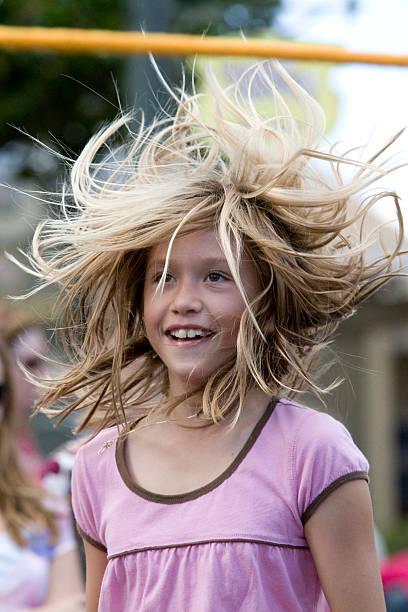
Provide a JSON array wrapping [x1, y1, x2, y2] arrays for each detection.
[[170, 280, 202, 314]]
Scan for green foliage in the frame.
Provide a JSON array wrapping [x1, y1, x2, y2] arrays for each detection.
[[0, 0, 281, 180], [0, 0, 123, 165], [0, 0, 121, 30], [384, 517, 408, 555]]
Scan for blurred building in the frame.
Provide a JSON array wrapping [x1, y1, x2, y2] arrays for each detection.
[[327, 273, 408, 529], [316, 204, 408, 528]]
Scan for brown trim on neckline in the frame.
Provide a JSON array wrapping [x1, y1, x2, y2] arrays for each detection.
[[116, 397, 278, 504], [76, 521, 107, 553], [301, 471, 369, 525], [107, 536, 308, 560]]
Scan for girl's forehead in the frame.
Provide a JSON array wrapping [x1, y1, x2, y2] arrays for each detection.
[[147, 228, 224, 262], [145, 227, 261, 290], [11, 326, 46, 360]]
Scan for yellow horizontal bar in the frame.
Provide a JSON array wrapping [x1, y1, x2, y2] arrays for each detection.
[[0, 26, 407, 66]]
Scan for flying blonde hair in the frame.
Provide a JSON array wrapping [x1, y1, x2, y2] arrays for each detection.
[[16, 60, 406, 434]]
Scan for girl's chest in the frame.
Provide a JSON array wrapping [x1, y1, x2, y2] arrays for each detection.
[[98, 399, 307, 553], [101, 420, 307, 558], [124, 423, 250, 496], [122, 403, 269, 497]]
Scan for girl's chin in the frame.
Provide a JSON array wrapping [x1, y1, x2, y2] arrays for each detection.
[[168, 368, 218, 391]]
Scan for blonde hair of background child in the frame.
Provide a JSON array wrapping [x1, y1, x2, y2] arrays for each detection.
[[16, 61, 406, 437]]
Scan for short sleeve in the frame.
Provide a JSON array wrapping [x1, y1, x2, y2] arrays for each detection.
[[292, 411, 369, 525], [71, 444, 107, 552]]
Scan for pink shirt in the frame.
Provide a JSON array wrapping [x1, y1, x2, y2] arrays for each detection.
[[72, 398, 369, 611]]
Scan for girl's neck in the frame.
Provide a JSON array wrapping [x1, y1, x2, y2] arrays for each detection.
[[158, 393, 203, 421], [152, 387, 272, 425]]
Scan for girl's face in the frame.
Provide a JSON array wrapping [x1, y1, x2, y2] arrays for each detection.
[[10, 326, 47, 426], [143, 228, 261, 394]]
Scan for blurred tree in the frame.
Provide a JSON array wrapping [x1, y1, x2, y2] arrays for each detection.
[[124, 0, 281, 125], [0, 0, 282, 171], [0, 0, 282, 263], [0, 0, 124, 176], [176, 0, 281, 35], [123, 0, 176, 127]]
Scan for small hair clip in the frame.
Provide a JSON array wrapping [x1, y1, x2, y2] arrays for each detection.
[[98, 439, 115, 455]]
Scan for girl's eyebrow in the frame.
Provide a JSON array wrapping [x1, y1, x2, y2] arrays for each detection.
[[147, 257, 230, 269]]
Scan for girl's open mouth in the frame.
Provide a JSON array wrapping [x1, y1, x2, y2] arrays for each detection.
[[165, 328, 214, 344]]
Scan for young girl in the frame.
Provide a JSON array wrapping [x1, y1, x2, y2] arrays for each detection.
[[0, 334, 84, 610], [20, 61, 406, 610], [0, 306, 50, 481]]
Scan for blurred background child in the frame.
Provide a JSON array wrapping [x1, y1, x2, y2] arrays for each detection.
[[0, 306, 49, 480], [0, 306, 75, 481], [0, 332, 84, 610]]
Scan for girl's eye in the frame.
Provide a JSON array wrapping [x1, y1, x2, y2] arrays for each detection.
[[153, 272, 174, 283], [207, 272, 226, 282], [23, 357, 43, 372]]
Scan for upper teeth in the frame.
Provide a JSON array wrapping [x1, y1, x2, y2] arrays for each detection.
[[170, 329, 207, 339]]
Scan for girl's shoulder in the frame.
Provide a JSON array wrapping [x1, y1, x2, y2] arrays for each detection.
[[71, 426, 121, 489], [272, 399, 369, 523], [272, 397, 369, 471], [75, 426, 119, 460], [274, 398, 353, 442]]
